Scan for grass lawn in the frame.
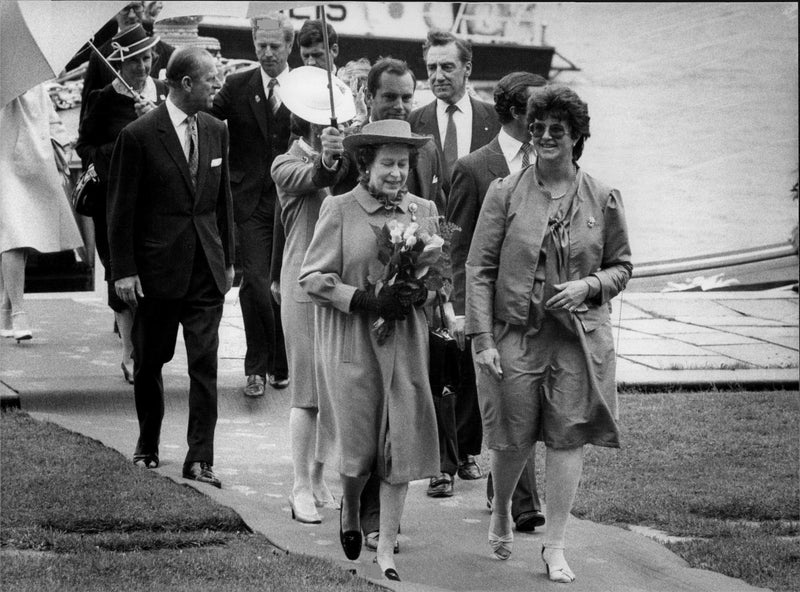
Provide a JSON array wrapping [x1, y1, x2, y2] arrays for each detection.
[[474, 388, 799, 592], [577, 389, 799, 592], [0, 410, 384, 592], [2, 390, 798, 591]]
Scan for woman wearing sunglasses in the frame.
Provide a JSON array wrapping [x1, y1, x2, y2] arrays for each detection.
[[465, 85, 632, 583]]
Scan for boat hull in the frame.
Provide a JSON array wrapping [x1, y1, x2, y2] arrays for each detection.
[[197, 23, 555, 81]]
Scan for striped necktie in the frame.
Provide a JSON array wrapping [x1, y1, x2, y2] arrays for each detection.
[[520, 142, 532, 168], [186, 115, 198, 187], [267, 78, 279, 114]]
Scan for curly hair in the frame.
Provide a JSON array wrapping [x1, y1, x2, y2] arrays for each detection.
[[526, 85, 591, 161], [355, 144, 420, 187], [493, 72, 546, 124]]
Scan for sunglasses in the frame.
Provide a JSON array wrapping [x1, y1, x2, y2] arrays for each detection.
[[529, 122, 568, 140], [122, 3, 144, 14]]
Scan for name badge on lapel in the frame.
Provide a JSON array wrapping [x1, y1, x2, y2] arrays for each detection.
[[211, 158, 222, 168]]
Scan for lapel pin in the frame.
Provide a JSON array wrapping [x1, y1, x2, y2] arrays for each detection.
[[587, 216, 596, 228], [255, 95, 261, 103]]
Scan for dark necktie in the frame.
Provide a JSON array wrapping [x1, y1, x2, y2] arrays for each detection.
[[443, 104, 459, 180], [267, 78, 278, 114], [186, 114, 198, 187], [520, 142, 532, 168]]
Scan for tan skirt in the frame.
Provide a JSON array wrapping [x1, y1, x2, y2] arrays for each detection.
[[476, 313, 620, 450]]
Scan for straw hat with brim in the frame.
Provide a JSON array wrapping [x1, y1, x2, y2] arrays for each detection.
[[342, 120, 431, 151], [107, 24, 160, 62], [279, 65, 356, 125]]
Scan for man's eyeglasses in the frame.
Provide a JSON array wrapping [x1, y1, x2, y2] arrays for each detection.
[[529, 122, 568, 140], [122, 3, 145, 14]]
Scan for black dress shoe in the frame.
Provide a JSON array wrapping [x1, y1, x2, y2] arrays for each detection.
[[182, 461, 221, 489], [339, 507, 362, 560], [133, 453, 159, 469], [457, 455, 483, 480], [515, 510, 546, 532], [268, 374, 290, 389], [426, 472, 454, 497]]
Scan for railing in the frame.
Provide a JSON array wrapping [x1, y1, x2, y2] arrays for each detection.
[[634, 243, 798, 278]]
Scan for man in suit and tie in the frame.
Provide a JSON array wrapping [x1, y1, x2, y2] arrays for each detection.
[[446, 71, 547, 531], [407, 29, 500, 199], [329, 57, 446, 213], [407, 29, 500, 498], [107, 47, 235, 488], [210, 15, 293, 398]]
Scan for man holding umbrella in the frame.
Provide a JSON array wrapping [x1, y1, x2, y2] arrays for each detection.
[[209, 14, 293, 398]]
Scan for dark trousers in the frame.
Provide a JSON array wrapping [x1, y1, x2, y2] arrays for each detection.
[[360, 473, 381, 535], [238, 197, 287, 379], [436, 342, 482, 475], [487, 452, 542, 521], [132, 252, 223, 465]]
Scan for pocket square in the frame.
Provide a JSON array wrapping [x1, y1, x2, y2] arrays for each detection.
[[210, 158, 222, 167]]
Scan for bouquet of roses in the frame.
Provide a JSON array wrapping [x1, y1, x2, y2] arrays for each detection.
[[366, 207, 459, 345]]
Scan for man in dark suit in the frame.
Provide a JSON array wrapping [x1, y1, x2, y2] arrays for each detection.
[[446, 71, 547, 531], [407, 29, 500, 199], [330, 57, 446, 213], [107, 47, 235, 488], [210, 15, 293, 398], [407, 29, 500, 498]]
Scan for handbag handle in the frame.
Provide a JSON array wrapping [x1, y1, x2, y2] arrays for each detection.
[[433, 292, 451, 335]]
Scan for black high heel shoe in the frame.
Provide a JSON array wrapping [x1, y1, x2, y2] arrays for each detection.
[[373, 557, 400, 581], [339, 506, 362, 560]]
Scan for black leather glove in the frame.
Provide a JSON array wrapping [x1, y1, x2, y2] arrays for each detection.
[[350, 288, 409, 321], [393, 279, 428, 307]]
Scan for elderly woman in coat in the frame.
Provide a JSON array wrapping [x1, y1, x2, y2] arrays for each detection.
[[270, 67, 355, 525], [298, 120, 440, 582], [75, 23, 167, 384], [466, 85, 632, 583]]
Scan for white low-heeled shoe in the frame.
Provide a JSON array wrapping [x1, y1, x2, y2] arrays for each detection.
[[11, 311, 32, 342], [289, 491, 322, 524]]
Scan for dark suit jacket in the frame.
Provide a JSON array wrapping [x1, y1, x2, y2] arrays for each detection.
[[107, 103, 235, 299], [210, 67, 292, 224], [407, 96, 500, 198], [447, 135, 509, 315]]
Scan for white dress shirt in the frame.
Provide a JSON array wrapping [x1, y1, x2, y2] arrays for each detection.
[[497, 128, 534, 174], [165, 97, 193, 160], [436, 93, 473, 159], [261, 65, 290, 111]]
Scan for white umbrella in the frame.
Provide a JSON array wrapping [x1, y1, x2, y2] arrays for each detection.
[[1, 1, 129, 107], [0, 1, 309, 108]]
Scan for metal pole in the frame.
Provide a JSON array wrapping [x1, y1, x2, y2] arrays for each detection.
[[319, 7, 337, 128]]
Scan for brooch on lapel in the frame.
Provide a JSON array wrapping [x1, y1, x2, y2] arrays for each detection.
[[255, 95, 261, 103], [587, 216, 596, 228], [408, 202, 418, 222]]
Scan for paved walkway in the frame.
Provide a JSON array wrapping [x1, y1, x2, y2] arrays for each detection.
[[1, 288, 796, 592]]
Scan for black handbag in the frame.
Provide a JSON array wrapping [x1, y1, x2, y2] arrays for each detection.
[[428, 295, 460, 470], [70, 163, 102, 217]]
